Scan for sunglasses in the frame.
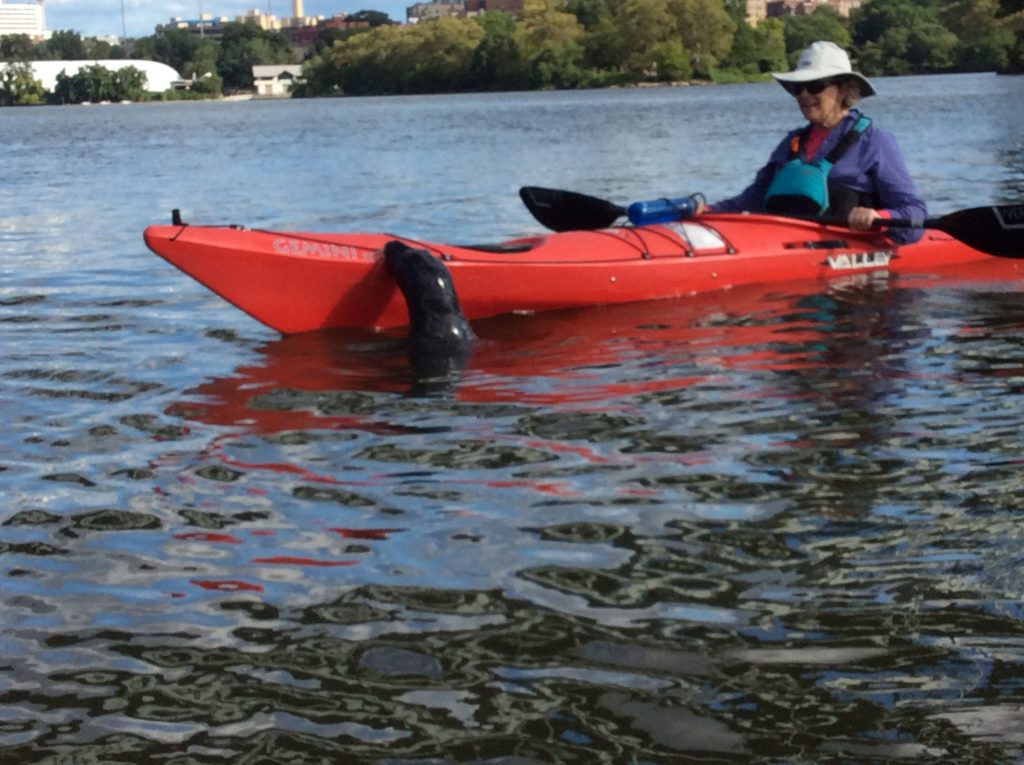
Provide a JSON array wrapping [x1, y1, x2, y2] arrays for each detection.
[[781, 78, 839, 96]]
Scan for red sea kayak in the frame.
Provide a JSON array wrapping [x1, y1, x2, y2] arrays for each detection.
[[143, 213, 1012, 335]]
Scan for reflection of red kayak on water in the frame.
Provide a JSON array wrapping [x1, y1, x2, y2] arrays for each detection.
[[144, 211, 1016, 335], [161, 264, 1023, 590], [172, 260, 1024, 431]]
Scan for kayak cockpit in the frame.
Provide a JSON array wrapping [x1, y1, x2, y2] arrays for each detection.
[[455, 237, 545, 254]]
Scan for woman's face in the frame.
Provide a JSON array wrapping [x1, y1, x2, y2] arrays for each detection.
[[790, 80, 846, 128]]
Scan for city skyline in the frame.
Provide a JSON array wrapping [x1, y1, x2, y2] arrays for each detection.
[[34, 0, 408, 39]]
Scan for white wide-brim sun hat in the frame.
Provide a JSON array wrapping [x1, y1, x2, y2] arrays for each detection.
[[773, 41, 876, 97]]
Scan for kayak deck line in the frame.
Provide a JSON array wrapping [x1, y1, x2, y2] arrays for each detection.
[[235, 223, 707, 263]]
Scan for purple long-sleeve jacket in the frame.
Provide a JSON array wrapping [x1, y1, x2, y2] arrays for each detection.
[[712, 110, 928, 244]]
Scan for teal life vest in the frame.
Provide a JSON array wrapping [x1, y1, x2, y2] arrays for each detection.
[[764, 115, 872, 217]]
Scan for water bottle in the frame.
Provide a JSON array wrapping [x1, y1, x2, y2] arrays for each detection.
[[627, 193, 705, 226]]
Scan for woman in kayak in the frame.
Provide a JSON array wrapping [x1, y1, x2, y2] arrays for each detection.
[[704, 41, 927, 244]]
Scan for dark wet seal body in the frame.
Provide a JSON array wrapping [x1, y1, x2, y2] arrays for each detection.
[[384, 240, 474, 392]]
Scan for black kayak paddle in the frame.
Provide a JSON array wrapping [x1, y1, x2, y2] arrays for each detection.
[[877, 204, 1024, 259], [519, 186, 626, 232], [519, 185, 1024, 259]]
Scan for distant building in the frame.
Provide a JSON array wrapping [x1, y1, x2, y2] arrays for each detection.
[[464, 0, 524, 15], [239, 9, 281, 30], [407, 1, 465, 23], [156, 14, 233, 39], [253, 64, 303, 96], [826, 0, 861, 17], [12, 60, 183, 93], [745, 0, 767, 26], [157, 0, 371, 50], [0, 0, 48, 40], [763, 0, 860, 20], [408, 0, 523, 23], [283, 15, 370, 47]]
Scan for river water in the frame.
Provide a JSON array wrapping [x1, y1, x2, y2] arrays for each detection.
[[2, 73, 1024, 763]]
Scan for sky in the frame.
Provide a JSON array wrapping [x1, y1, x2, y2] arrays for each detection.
[[38, 0, 409, 39]]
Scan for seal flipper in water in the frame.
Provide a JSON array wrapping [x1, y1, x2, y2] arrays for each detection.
[[384, 240, 474, 391]]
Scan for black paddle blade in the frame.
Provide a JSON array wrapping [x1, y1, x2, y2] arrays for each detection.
[[519, 186, 626, 232], [932, 204, 1024, 259]]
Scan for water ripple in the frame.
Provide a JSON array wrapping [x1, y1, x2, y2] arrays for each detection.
[[4, 80, 1024, 762]]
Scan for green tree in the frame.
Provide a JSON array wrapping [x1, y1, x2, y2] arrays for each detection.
[[294, 50, 338, 96], [515, 0, 586, 86], [566, 0, 616, 29], [1, 34, 35, 61], [666, 0, 736, 78], [52, 65, 108, 102], [217, 23, 294, 90], [722, 0, 754, 21], [528, 42, 587, 87], [298, 16, 485, 95], [189, 72, 223, 96], [52, 70, 77, 102], [49, 64, 147, 103], [1004, 2, 1024, 71], [720, 17, 786, 77], [468, 12, 527, 90], [783, 5, 851, 63], [129, 31, 215, 90], [149, 28, 203, 74], [129, 34, 156, 60], [85, 38, 114, 58], [349, 10, 394, 26], [308, 26, 365, 57], [577, 9, 623, 71], [942, 0, 1016, 70], [113, 65, 147, 100], [651, 38, 692, 80], [85, 63, 116, 100], [613, 0, 676, 78], [858, 28, 954, 75], [902, 20, 958, 70], [398, 16, 485, 92], [851, 0, 958, 74], [183, 39, 220, 81], [0, 61, 45, 105], [567, 0, 623, 73], [37, 30, 88, 60]]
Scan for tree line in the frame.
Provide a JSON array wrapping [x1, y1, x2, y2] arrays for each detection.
[[297, 0, 1023, 95], [1, 0, 1022, 105]]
